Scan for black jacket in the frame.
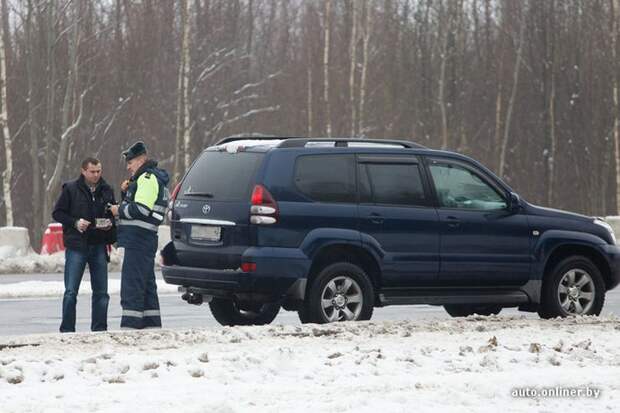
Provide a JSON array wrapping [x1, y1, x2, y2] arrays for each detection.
[[52, 175, 117, 251]]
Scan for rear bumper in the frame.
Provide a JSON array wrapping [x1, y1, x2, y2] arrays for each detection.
[[161, 243, 311, 299], [601, 244, 620, 290]]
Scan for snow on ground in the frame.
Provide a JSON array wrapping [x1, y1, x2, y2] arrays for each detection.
[[0, 279, 178, 299], [0, 248, 165, 275], [0, 316, 618, 412]]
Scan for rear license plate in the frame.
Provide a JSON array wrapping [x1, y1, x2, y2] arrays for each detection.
[[191, 225, 221, 241]]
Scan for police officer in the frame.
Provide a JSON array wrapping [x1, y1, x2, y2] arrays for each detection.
[[110, 141, 170, 329]]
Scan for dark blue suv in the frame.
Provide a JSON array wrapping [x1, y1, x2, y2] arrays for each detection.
[[161, 137, 620, 326]]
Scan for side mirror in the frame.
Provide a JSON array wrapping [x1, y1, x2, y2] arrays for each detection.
[[508, 192, 521, 213]]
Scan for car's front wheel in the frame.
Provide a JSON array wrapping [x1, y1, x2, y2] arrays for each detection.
[[209, 298, 280, 326], [305, 262, 374, 324], [538, 255, 605, 319], [444, 304, 502, 317]]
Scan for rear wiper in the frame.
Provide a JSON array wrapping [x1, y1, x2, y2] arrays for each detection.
[[183, 192, 214, 198]]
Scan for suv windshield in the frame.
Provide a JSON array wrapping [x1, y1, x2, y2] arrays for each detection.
[[179, 151, 264, 201]]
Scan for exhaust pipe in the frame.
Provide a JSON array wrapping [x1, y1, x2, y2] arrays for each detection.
[[181, 291, 204, 305]]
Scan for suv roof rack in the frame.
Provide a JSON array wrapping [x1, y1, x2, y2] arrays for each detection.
[[214, 136, 305, 146], [277, 138, 426, 149], [214, 136, 426, 149]]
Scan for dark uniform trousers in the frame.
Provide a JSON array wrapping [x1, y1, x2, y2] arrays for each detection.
[[120, 230, 161, 329]]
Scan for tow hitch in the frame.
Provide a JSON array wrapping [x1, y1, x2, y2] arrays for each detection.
[[181, 291, 204, 305], [179, 286, 213, 306]]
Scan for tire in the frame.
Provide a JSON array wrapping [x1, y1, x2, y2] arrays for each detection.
[[209, 298, 281, 326], [444, 304, 502, 317], [305, 262, 374, 324], [538, 255, 606, 319]]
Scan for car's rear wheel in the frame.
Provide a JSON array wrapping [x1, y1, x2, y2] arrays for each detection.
[[443, 304, 502, 317], [538, 255, 605, 319], [209, 298, 281, 326], [305, 262, 374, 324]]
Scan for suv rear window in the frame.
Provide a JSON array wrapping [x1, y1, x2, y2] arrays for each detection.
[[179, 151, 264, 201], [294, 155, 356, 203]]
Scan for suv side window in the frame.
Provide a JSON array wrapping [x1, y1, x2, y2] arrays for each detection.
[[294, 154, 356, 203], [359, 162, 427, 206], [429, 160, 507, 210]]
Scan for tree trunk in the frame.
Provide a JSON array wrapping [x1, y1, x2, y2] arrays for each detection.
[[26, 0, 41, 241], [613, 0, 620, 215], [182, 0, 192, 172], [349, 0, 358, 136], [547, 69, 557, 206], [174, 0, 188, 184], [0, 0, 13, 226], [438, 1, 453, 150], [545, 0, 557, 207], [499, 1, 527, 179], [42, 0, 56, 227], [359, 0, 372, 136], [43, 0, 86, 224], [323, 0, 332, 137]]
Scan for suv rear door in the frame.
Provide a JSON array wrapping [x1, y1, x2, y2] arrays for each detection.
[[425, 157, 531, 286], [170, 150, 264, 269], [357, 155, 440, 286]]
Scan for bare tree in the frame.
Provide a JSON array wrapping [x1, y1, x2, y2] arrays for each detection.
[[26, 0, 41, 238], [174, 0, 192, 183], [438, 0, 454, 150], [613, 0, 620, 214], [323, 0, 332, 137], [359, 0, 373, 136], [498, 0, 527, 179], [544, 0, 557, 206], [43, 0, 90, 224], [0, 0, 13, 226], [349, 0, 358, 136]]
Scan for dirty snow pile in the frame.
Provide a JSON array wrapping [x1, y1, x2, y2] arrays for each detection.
[[0, 248, 166, 275], [0, 250, 125, 275], [0, 316, 619, 412], [0, 278, 177, 299]]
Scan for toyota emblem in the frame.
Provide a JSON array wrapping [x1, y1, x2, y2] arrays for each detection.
[[202, 204, 211, 215]]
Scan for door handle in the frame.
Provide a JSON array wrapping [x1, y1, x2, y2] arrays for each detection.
[[368, 213, 384, 224], [446, 216, 461, 229]]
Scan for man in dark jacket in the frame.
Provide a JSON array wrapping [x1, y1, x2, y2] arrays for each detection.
[[110, 141, 169, 329], [52, 157, 116, 332]]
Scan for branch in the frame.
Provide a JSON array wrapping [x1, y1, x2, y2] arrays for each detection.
[[216, 94, 259, 110], [45, 86, 91, 193], [207, 106, 280, 137], [233, 71, 282, 96], [91, 96, 132, 156], [191, 49, 239, 98]]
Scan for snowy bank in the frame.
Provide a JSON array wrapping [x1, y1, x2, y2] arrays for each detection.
[[0, 316, 619, 412], [0, 279, 178, 299], [0, 249, 125, 275], [0, 225, 170, 275], [0, 246, 165, 275]]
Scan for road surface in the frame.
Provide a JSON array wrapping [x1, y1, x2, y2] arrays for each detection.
[[1, 272, 618, 336]]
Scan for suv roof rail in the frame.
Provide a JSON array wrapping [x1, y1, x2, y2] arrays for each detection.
[[277, 138, 426, 149], [214, 136, 427, 149], [214, 136, 305, 146]]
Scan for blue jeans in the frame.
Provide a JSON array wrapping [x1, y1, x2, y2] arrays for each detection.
[[60, 245, 109, 332]]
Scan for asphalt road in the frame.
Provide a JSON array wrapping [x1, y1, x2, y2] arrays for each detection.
[[1, 272, 619, 336]]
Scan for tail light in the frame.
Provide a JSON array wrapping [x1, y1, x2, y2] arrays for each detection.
[[168, 183, 181, 220], [240, 262, 257, 272], [170, 183, 181, 204], [250, 185, 278, 225]]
